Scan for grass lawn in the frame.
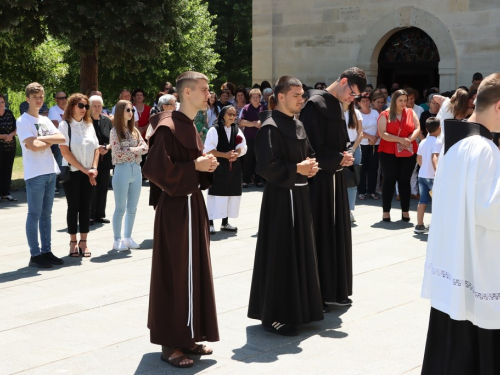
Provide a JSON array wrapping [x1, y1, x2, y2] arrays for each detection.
[[12, 155, 25, 190]]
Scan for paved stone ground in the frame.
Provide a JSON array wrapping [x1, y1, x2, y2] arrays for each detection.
[[0, 182, 431, 375]]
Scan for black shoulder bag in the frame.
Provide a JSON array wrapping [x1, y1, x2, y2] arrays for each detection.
[[58, 121, 72, 183]]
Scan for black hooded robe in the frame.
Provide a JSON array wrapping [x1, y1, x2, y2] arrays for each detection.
[[247, 110, 324, 326], [299, 90, 353, 303]]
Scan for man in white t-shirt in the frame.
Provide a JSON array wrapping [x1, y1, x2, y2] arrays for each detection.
[[16, 82, 66, 269], [415, 117, 442, 234], [111, 89, 139, 122], [48, 91, 67, 192]]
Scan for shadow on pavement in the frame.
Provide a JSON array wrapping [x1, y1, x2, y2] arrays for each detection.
[[371, 220, 414, 230], [232, 307, 348, 363], [0, 255, 82, 284], [90, 250, 133, 263], [134, 352, 217, 375], [210, 231, 238, 242], [140, 239, 153, 249]]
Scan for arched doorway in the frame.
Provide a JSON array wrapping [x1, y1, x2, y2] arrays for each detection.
[[357, 7, 458, 92], [378, 28, 440, 95]]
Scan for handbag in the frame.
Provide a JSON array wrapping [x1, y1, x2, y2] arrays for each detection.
[[343, 164, 362, 188], [58, 122, 72, 183], [394, 116, 414, 157]]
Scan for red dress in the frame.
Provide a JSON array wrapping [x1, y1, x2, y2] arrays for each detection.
[[136, 104, 151, 139], [378, 107, 418, 154]]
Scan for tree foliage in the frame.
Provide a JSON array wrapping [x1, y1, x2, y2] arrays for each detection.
[[1, 0, 220, 107], [206, 0, 252, 89]]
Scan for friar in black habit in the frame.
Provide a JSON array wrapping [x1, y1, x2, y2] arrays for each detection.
[[248, 76, 324, 336], [300, 67, 366, 309]]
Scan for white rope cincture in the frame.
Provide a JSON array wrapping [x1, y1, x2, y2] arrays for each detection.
[[290, 183, 308, 227], [186, 193, 194, 338]]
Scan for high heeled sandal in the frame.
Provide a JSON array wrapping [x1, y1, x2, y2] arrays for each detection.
[[78, 240, 91, 258], [69, 241, 80, 257]]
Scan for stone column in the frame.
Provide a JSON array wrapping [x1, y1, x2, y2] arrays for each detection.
[[252, 0, 274, 84], [439, 63, 457, 92]]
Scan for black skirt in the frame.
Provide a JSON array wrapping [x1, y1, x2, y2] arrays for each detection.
[[422, 307, 500, 375]]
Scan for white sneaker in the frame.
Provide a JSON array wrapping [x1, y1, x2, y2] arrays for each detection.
[[209, 225, 216, 235], [113, 240, 129, 252], [350, 212, 356, 222], [220, 223, 237, 232], [123, 238, 140, 249]]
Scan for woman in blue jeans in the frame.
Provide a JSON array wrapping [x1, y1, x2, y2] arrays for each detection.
[[110, 100, 148, 251], [343, 101, 363, 222]]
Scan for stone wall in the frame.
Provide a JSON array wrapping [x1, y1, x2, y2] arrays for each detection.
[[253, 0, 500, 90]]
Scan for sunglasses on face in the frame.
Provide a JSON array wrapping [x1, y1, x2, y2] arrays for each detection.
[[76, 103, 90, 110], [126, 108, 136, 113]]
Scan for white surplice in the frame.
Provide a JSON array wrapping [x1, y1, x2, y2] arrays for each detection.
[[421, 134, 500, 329], [203, 126, 247, 220]]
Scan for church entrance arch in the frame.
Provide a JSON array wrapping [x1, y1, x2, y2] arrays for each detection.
[[357, 7, 458, 92], [378, 28, 440, 95]]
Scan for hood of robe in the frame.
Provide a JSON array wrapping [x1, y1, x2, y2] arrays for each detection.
[[306, 89, 345, 121], [259, 110, 307, 139], [149, 110, 203, 151], [444, 119, 492, 155]]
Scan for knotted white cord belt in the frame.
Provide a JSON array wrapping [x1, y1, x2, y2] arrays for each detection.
[[186, 193, 194, 338], [290, 182, 308, 227]]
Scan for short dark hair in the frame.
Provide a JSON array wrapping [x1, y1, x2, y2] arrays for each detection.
[[132, 88, 145, 98], [425, 117, 440, 134], [475, 73, 500, 113], [473, 72, 483, 81], [340, 67, 367, 92], [405, 87, 419, 100], [176, 71, 209, 101], [274, 76, 302, 103], [366, 83, 373, 89]]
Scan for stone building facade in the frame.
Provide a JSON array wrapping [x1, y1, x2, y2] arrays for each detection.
[[252, 0, 500, 92]]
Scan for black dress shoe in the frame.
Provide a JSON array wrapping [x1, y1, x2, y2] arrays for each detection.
[[322, 302, 330, 313], [331, 298, 352, 307], [263, 322, 298, 336], [42, 251, 64, 265], [96, 218, 110, 223], [29, 255, 52, 268]]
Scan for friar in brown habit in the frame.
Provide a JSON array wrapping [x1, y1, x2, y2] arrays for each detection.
[[142, 71, 220, 369]]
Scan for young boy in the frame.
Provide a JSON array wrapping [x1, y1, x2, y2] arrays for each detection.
[[415, 117, 442, 233], [16, 82, 66, 268]]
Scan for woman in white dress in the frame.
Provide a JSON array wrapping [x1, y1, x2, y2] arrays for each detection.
[[204, 106, 247, 234]]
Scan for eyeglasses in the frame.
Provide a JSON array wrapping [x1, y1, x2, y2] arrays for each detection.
[[347, 82, 360, 98], [126, 108, 136, 113], [56, 96, 67, 100], [76, 103, 90, 110]]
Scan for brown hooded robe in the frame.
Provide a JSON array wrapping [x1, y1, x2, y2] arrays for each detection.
[[142, 110, 219, 348]]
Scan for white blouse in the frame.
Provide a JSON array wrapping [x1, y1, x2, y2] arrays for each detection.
[[360, 109, 381, 145], [59, 119, 99, 172], [203, 126, 248, 156], [344, 109, 363, 143]]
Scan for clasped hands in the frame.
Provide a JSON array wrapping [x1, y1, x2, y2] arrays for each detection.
[[340, 151, 354, 167], [398, 137, 412, 147], [297, 157, 319, 178], [195, 153, 220, 173], [224, 150, 239, 162]]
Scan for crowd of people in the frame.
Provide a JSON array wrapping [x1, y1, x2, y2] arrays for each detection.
[[1, 67, 499, 372]]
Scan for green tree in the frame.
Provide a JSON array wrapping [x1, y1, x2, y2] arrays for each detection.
[[2, 0, 184, 93], [206, 0, 252, 89]]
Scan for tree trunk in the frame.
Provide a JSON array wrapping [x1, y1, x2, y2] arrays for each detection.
[[79, 41, 98, 95]]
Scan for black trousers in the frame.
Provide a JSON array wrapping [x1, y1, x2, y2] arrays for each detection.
[[0, 147, 16, 196], [90, 162, 111, 220], [242, 137, 262, 184], [64, 170, 94, 234], [422, 308, 500, 375], [358, 144, 379, 195], [379, 152, 416, 212]]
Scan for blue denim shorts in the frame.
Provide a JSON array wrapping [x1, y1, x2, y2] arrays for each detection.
[[418, 177, 434, 204]]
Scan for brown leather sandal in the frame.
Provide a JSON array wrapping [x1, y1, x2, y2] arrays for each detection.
[[182, 344, 213, 355], [160, 348, 194, 368]]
